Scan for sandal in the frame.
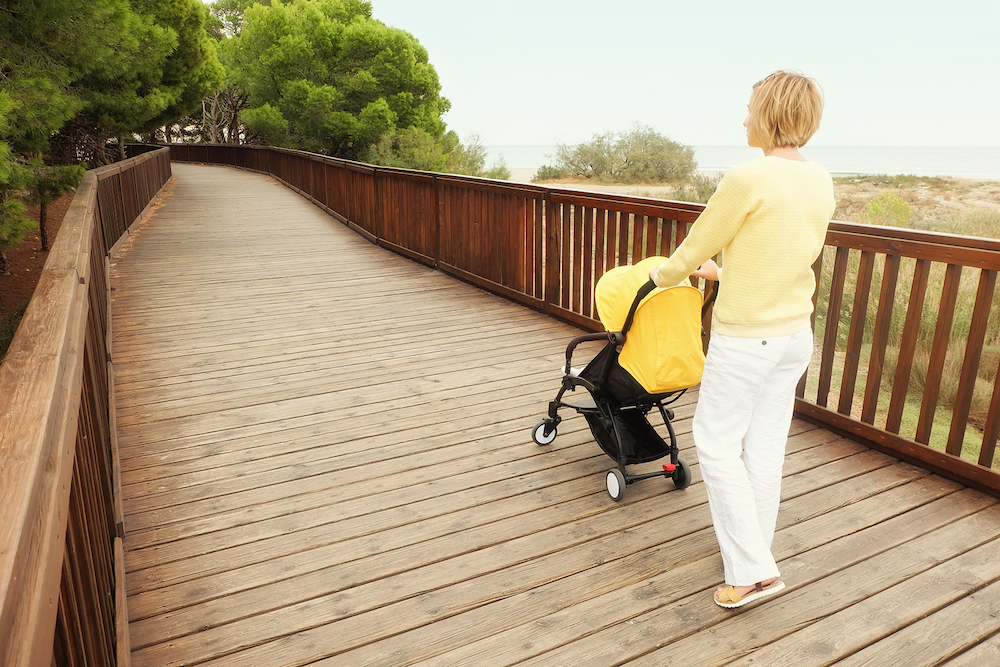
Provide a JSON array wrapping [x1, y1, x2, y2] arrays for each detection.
[[714, 579, 785, 608]]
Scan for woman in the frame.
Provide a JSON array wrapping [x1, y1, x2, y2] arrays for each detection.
[[650, 70, 835, 608]]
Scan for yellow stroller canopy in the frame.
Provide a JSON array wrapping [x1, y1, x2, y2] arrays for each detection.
[[595, 256, 705, 395]]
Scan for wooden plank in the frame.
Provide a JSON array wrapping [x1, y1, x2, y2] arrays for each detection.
[[548, 191, 702, 223], [938, 630, 1000, 666], [915, 263, 962, 444], [886, 258, 932, 433], [817, 246, 850, 407], [947, 268, 996, 456], [115, 538, 132, 667], [438, 262, 545, 311], [979, 352, 1000, 467], [838, 249, 875, 415], [827, 228, 1000, 271], [616, 209, 628, 268], [517, 494, 1000, 667], [560, 200, 570, 309], [644, 216, 657, 259], [0, 175, 97, 666], [571, 205, 583, 313], [830, 577, 1000, 667], [119, 385, 569, 524], [861, 253, 901, 423], [383, 471, 956, 667], [723, 505, 1000, 667], [797, 400, 1000, 497], [124, 424, 815, 604], [126, 447, 894, 665], [532, 197, 543, 300], [594, 208, 608, 285], [631, 214, 645, 265]]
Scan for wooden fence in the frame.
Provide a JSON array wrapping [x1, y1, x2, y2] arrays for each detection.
[[171, 144, 1000, 498], [0, 148, 172, 666]]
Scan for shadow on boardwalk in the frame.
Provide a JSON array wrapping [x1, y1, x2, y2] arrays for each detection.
[[112, 164, 1000, 667]]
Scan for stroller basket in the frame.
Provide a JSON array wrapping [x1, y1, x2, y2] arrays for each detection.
[[531, 256, 717, 501], [584, 410, 672, 465]]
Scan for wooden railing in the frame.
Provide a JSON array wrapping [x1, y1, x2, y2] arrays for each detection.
[[170, 144, 1000, 500], [0, 148, 172, 666]]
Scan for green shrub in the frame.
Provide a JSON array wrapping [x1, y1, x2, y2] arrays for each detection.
[[482, 156, 511, 181], [548, 124, 695, 184], [864, 191, 911, 227], [532, 164, 565, 182], [666, 172, 722, 204], [365, 130, 510, 180]]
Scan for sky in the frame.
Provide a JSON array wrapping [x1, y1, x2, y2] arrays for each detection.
[[367, 0, 1000, 148]]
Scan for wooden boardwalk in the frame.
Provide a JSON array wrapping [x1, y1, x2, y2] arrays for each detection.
[[111, 164, 1000, 666]]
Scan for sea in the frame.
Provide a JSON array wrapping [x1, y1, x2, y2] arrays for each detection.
[[485, 145, 1000, 180]]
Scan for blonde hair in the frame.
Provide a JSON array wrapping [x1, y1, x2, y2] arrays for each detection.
[[746, 70, 824, 149]]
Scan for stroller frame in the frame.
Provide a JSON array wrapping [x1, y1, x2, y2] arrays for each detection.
[[532, 279, 716, 501]]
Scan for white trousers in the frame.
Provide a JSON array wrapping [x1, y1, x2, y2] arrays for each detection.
[[693, 328, 813, 586]]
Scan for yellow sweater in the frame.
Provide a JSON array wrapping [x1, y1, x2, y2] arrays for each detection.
[[653, 156, 836, 337]]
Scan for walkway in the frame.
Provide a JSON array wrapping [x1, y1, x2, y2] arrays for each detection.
[[111, 163, 1000, 666]]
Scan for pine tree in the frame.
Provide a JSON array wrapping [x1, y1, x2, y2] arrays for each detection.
[[221, 0, 451, 160]]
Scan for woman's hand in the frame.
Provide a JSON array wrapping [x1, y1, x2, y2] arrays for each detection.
[[691, 258, 719, 281]]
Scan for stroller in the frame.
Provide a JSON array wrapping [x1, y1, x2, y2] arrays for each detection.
[[531, 256, 717, 501]]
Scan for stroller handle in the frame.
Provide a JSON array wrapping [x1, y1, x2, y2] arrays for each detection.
[[619, 279, 658, 341], [620, 278, 720, 342], [564, 332, 613, 375]]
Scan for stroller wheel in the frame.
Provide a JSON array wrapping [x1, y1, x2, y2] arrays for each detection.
[[606, 468, 627, 501], [532, 421, 557, 445], [672, 459, 692, 490]]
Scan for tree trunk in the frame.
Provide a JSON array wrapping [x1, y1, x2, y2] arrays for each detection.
[[39, 202, 49, 252], [117, 137, 126, 162], [0, 251, 9, 276]]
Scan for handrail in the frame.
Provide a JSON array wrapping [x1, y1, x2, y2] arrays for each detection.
[[169, 143, 1000, 498], [0, 148, 171, 666]]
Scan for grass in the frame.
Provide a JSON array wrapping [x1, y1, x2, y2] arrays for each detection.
[[918, 207, 1000, 238], [833, 173, 955, 191], [803, 333, 999, 469], [0, 304, 27, 365], [811, 195, 1000, 469]]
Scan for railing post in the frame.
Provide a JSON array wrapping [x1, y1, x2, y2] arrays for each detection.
[[543, 191, 560, 316], [433, 174, 441, 267], [372, 168, 382, 243]]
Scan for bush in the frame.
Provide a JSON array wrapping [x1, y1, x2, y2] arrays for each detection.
[[365, 127, 450, 172], [364, 130, 510, 180], [443, 133, 510, 180], [666, 172, 722, 204], [532, 164, 565, 182], [482, 157, 511, 181], [547, 124, 695, 184], [864, 191, 911, 227]]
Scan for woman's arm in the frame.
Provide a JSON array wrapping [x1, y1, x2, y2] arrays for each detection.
[[649, 257, 719, 282], [648, 164, 756, 287]]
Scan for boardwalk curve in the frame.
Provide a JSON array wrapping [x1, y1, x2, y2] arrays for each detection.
[[111, 164, 1000, 666]]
